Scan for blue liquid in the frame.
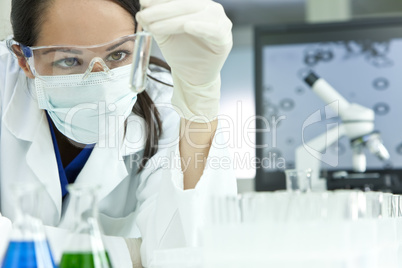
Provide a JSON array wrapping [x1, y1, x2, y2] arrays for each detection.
[[1, 240, 56, 268]]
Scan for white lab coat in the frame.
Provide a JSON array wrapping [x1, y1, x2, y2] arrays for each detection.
[[0, 40, 237, 267]]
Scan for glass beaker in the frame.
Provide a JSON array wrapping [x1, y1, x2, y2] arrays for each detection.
[[59, 184, 112, 268], [284, 168, 312, 192], [329, 190, 367, 220], [365, 191, 383, 219], [1, 183, 56, 268]]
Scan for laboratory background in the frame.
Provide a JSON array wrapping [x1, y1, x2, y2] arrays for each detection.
[[2, 0, 402, 267], [219, 0, 402, 193], [3, 0, 402, 194]]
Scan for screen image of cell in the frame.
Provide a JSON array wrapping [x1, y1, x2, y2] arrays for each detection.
[[260, 39, 402, 171]]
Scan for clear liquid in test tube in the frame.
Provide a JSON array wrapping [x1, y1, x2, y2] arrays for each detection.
[[130, 29, 152, 93]]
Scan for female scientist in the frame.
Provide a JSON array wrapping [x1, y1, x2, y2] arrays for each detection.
[[0, 0, 237, 266]]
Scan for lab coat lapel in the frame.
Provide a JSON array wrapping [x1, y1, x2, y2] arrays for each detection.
[[26, 115, 62, 220], [58, 145, 130, 229], [72, 114, 146, 205], [74, 144, 129, 202], [2, 76, 62, 222], [120, 113, 147, 158]]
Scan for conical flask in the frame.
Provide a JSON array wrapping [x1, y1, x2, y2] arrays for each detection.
[[59, 184, 112, 268], [1, 182, 56, 268]]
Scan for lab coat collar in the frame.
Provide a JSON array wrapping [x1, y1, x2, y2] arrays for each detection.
[[57, 136, 134, 229], [74, 113, 146, 201], [119, 113, 147, 158], [74, 145, 129, 202], [3, 77, 41, 142]]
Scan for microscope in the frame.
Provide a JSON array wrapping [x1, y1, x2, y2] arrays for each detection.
[[295, 71, 390, 191]]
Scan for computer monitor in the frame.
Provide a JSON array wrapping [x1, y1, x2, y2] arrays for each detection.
[[254, 17, 402, 192]]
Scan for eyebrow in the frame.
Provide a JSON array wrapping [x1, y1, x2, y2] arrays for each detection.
[[106, 38, 135, 51], [41, 48, 83, 55]]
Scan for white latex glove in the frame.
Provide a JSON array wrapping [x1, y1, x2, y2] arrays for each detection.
[[137, 0, 233, 122]]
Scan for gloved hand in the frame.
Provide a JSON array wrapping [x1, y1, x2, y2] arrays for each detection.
[[137, 0, 233, 122]]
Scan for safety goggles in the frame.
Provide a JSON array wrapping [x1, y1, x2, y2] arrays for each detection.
[[8, 34, 137, 79]]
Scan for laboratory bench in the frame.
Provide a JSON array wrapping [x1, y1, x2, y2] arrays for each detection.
[[150, 190, 402, 268]]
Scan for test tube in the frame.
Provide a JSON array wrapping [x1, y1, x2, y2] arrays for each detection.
[[130, 22, 152, 93]]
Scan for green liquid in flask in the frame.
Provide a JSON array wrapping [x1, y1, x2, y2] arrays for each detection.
[[59, 251, 112, 268]]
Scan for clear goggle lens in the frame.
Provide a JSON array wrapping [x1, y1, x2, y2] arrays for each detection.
[[20, 34, 137, 77]]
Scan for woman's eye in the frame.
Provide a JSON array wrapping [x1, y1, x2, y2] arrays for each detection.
[[107, 51, 128, 61], [54, 58, 80, 68]]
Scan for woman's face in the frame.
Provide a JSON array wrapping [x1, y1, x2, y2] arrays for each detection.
[[36, 0, 135, 47], [17, 0, 137, 77]]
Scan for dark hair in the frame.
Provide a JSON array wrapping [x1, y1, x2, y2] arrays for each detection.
[[10, 0, 163, 171]]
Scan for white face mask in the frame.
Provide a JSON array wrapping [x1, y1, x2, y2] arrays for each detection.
[[34, 65, 138, 144]]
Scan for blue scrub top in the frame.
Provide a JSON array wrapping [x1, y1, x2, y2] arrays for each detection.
[[46, 113, 94, 197]]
